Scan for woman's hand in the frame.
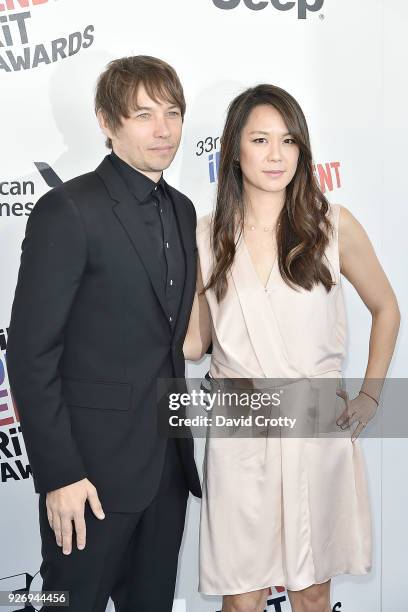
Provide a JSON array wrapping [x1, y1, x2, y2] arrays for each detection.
[[336, 388, 378, 442]]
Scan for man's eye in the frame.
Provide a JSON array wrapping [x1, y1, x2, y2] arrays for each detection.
[[168, 111, 181, 117], [285, 138, 296, 144], [137, 113, 150, 119]]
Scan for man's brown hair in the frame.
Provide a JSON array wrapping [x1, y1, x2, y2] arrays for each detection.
[[94, 55, 186, 149]]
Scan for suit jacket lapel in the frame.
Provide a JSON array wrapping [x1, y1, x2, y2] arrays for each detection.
[[96, 156, 170, 326]]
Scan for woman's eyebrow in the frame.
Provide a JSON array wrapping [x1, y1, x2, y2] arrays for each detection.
[[248, 130, 292, 136]]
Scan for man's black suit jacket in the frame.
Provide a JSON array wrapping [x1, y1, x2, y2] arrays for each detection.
[[6, 156, 202, 512]]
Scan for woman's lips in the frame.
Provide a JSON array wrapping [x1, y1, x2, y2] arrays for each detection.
[[263, 170, 285, 178]]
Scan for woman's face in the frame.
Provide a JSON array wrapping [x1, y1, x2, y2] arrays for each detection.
[[239, 104, 300, 197]]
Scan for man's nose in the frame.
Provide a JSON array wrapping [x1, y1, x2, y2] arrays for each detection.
[[153, 116, 171, 138]]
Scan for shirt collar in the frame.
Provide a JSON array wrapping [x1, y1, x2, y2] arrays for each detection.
[[109, 150, 167, 203]]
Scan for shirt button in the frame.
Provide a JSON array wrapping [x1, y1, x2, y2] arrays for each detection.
[[166, 242, 169, 248], [154, 186, 158, 190], [160, 208, 163, 214], [170, 279, 174, 286], [169, 315, 173, 322]]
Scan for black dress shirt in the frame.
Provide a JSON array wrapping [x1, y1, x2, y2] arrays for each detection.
[[109, 151, 185, 332]]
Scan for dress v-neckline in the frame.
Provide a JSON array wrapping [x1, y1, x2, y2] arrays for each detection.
[[240, 235, 277, 291]]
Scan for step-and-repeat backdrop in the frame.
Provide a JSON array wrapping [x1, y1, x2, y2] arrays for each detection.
[[0, 1, 406, 611]]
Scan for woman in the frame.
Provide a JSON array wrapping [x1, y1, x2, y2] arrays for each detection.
[[183, 84, 400, 612]]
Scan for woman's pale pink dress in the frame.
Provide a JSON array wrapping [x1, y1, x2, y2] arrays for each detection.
[[196, 203, 372, 595]]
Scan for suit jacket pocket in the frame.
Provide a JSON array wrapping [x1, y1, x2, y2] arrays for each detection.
[[62, 378, 132, 411]]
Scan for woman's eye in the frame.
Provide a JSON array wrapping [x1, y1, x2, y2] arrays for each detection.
[[252, 137, 296, 144], [168, 111, 180, 117]]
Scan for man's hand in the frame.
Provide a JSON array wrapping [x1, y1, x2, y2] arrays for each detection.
[[46, 478, 105, 555]]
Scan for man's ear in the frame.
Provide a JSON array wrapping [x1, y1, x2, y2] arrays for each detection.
[[97, 110, 112, 140]]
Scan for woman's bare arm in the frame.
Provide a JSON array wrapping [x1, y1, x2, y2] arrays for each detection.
[[338, 204, 401, 401], [183, 257, 212, 361]]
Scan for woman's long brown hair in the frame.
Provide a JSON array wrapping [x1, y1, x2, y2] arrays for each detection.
[[204, 84, 335, 302]]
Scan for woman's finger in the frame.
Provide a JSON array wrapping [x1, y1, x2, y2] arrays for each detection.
[[351, 421, 366, 442]]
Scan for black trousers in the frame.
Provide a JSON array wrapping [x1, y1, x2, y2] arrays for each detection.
[[38, 438, 189, 612]]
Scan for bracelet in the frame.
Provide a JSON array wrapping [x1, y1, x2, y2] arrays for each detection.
[[359, 390, 379, 406]]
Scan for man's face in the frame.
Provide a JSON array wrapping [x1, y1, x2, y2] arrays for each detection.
[[98, 83, 183, 181]]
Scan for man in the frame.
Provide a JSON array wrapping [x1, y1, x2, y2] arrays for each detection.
[[6, 55, 201, 612]]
